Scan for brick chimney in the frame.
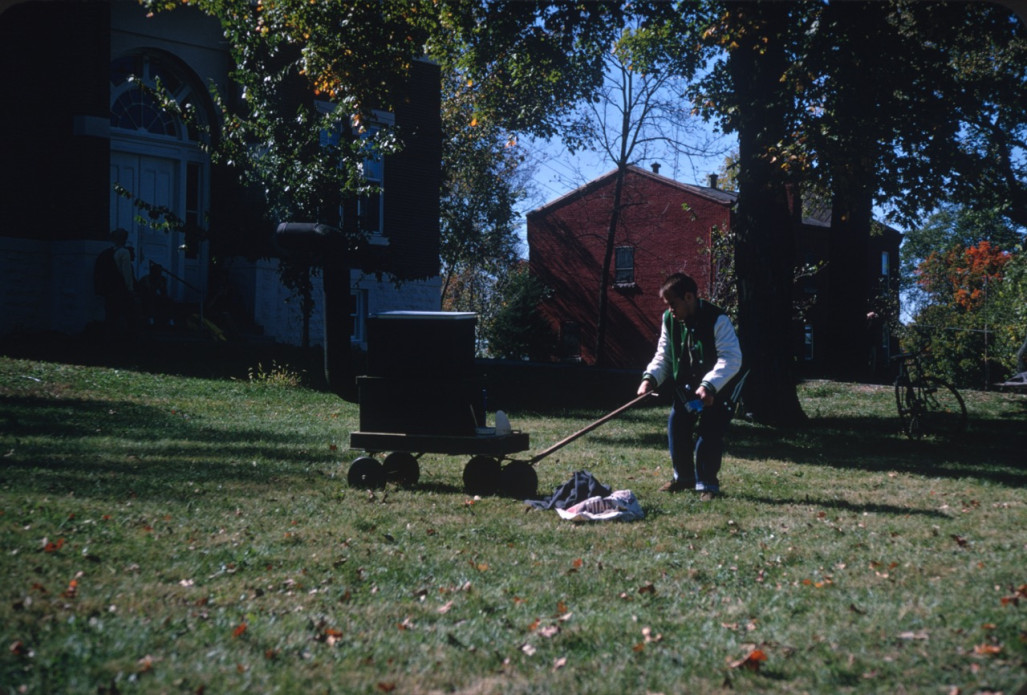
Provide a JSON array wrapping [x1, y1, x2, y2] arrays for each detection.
[[707, 173, 718, 189], [651, 162, 661, 174]]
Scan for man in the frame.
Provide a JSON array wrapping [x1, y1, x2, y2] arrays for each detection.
[[95, 228, 136, 337], [637, 273, 742, 500]]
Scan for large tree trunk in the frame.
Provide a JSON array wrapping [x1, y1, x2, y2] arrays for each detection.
[[820, 2, 880, 384], [728, 2, 807, 427], [827, 170, 874, 383], [322, 262, 357, 402], [275, 223, 357, 402], [595, 163, 627, 367]]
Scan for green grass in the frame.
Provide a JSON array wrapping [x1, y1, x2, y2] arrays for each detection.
[[1, 356, 1025, 694]]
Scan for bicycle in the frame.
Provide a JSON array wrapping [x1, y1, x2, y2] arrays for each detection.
[[892, 352, 967, 439]]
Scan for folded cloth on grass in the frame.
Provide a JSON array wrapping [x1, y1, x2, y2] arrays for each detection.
[[556, 489, 644, 523], [526, 470, 611, 510]]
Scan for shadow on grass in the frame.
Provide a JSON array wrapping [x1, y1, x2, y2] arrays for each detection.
[[730, 492, 952, 520], [728, 413, 1026, 488], [567, 406, 1025, 489], [0, 331, 330, 388], [0, 393, 342, 503]]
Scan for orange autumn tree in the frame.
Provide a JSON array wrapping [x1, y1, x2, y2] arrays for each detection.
[[912, 240, 1013, 386]]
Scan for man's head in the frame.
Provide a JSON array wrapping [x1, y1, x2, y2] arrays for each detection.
[[111, 228, 128, 246], [659, 272, 698, 322]]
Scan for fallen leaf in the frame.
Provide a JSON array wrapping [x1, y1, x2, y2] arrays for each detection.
[[521, 643, 536, 656], [437, 601, 454, 614], [538, 625, 560, 638], [638, 582, 656, 595], [232, 623, 247, 638], [951, 535, 968, 547], [376, 683, 396, 692], [729, 649, 768, 671], [552, 656, 567, 670], [972, 643, 1002, 655]]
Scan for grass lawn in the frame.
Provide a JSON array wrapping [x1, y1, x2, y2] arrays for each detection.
[[1, 350, 1025, 694]]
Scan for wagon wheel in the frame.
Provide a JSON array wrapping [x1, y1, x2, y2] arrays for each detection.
[[499, 461, 538, 500], [383, 451, 420, 487], [463, 455, 501, 496], [348, 456, 385, 489]]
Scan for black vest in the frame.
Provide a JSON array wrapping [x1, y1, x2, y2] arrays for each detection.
[[663, 299, 725, 389]]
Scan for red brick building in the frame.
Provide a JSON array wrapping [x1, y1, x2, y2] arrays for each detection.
[[527, 164, 901, 378], [528, 164, 733, 368]]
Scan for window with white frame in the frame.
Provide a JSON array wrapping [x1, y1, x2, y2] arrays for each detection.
[[614, 246, 635, 285], [350, 288, 368, 343], [316, 103, 392, 244], [358, 143, 384, 241]]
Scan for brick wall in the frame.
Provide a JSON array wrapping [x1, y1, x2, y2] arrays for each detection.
[[528, 166, 732, 369]]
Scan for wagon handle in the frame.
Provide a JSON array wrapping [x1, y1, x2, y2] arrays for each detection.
[[525, 391, 658, 465]]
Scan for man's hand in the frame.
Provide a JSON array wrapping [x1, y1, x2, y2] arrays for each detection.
[[696, 385, 714, 407], [637, 379, 655, 397]]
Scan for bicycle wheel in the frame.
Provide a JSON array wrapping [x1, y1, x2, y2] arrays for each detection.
[[894, 376, 921, 438], [917, 377, 967, 438]]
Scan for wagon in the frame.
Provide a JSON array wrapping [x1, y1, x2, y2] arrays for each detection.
[[346, 311, 654, 498], [344, 311, 535, 497], [348, 428, 535, 498]]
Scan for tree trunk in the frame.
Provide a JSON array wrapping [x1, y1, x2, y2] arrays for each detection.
[[728, 2, 806, 427], [827, 171, 874, 382], [323, 262, 357, 402], [595, 163, 627, 366]]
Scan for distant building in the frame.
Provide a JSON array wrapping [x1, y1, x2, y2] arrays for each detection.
[[0, 1, 442, 348], [527, 164, 901, 379]]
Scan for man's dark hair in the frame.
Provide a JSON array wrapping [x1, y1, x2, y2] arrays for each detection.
[[660, 272, 698, 299]]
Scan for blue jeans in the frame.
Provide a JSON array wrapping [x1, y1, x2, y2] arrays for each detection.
[[667, 396, 732, 492]]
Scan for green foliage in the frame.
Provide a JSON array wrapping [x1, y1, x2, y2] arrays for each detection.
[[247, 360, 306, 388], [483, 266, 556, 360], [437, 66, 527, 352], [900, 205, 1025, 387]]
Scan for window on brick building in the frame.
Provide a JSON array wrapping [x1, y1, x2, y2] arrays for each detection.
[[560, 321, 582, 360], [614, 246, 635, 285]]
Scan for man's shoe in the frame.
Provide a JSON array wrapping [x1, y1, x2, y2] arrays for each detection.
[[659, 480, 692, 493], [699, 491, 718, 501]]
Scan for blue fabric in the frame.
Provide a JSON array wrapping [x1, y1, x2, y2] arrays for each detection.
[[527, 470, 612, 510]]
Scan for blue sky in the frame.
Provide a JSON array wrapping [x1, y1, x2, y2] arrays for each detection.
[[514, 128, 739, 253]]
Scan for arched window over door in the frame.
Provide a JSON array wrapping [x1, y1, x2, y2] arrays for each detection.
[[109, 50, 213, 304], [110, 52, 212, 142]]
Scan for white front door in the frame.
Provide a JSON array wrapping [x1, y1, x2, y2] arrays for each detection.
[[110, 151, 185, 300]]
